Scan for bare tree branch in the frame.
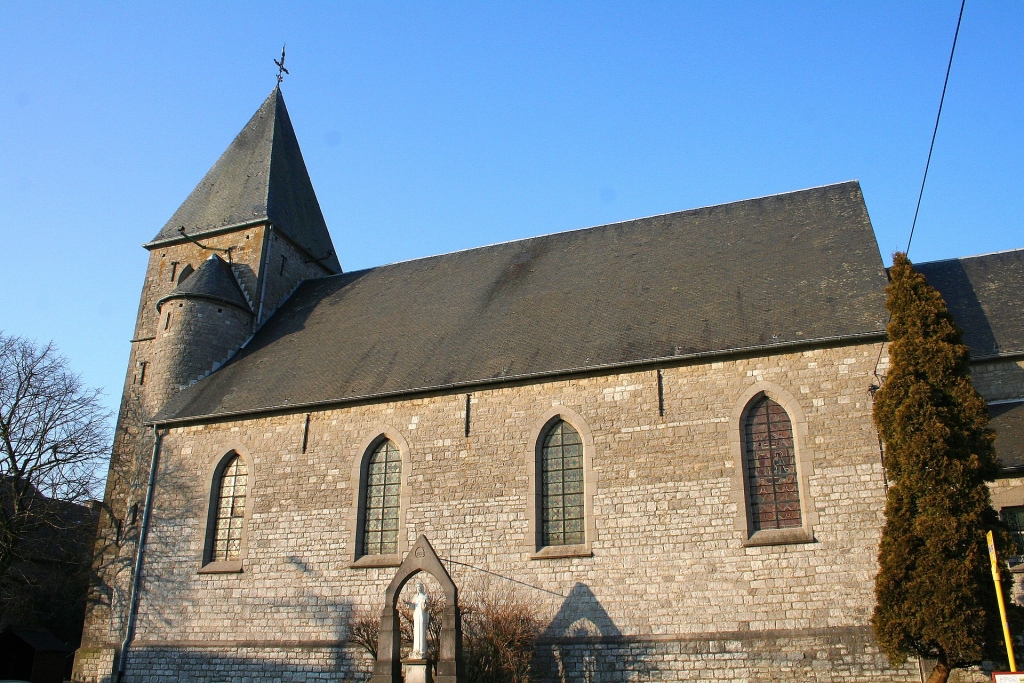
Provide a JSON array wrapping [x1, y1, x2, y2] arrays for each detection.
[[0, 332, 111, 585]]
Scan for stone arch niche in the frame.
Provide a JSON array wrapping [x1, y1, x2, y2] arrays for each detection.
[[369, 535, 463, 683]]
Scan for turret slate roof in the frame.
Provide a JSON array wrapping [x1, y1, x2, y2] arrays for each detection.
[[155, 181, 890, 423], [157, 254, 251, 313], [916, 248, 1024, 359], [146, 88, 341, 273]]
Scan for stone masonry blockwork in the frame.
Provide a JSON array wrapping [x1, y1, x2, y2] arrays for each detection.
[[95, 343, 930, 682], [76, 224, 335, 678]]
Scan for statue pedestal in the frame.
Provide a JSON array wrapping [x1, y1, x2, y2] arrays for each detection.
[[403, 657, 432, 683]]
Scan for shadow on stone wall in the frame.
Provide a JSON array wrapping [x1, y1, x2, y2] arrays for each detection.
[[530, 583, 918, 683], [542, 583, 621, 641], [536, 582, 641, 683], [125, 452, 207, 632], [124, 641, 371, 683], [130, 535, 369, 678]]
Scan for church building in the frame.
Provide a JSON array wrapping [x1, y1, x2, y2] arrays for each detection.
[[73, 87, 1024, 683]]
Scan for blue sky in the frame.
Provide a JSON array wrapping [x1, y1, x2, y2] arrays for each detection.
[[1, 1, 1021, 420]]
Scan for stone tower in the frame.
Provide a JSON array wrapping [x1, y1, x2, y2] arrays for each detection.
[[74, 87, 340, 682]]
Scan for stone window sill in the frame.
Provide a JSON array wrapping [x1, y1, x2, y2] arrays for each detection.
[[350, 554, 402, 569], [743, 528, 815, 547], [531, 544, 593, 560], [198, 560, 243, 574]]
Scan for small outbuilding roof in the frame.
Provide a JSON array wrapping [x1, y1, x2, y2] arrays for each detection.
[[157, 254, 250, 313], [155, 180, 890, 423]]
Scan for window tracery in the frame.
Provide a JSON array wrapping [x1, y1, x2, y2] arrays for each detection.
[[362, 439, 402, 555], [743, 396, 801, 531], [540, 420, 585, 546], [211, 454, 248, 562]]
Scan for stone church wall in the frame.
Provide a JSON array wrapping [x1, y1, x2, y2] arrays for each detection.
[[77, 224, 338, 681], [256, 228, 334, 325], [971, 357, 1024, 403], [93, 340, 931, 682], [149, 299, 253, 403], [136, 229, 267, 344]]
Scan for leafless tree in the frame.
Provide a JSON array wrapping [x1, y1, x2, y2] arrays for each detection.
[[348, 609, 380, 661], [462, 584, 542, 683], [0, 333, 110, 635]]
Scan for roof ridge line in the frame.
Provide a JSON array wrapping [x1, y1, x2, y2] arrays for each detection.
[[915, 246, 1024, 266], [346, 180, 863, 272]]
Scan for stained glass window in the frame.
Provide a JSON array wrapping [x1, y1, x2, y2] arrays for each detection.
[[362, 439, 401, 555], [541, 420, 585, 546], [744, 397, 802, 531], [212, 454, 247, 561]]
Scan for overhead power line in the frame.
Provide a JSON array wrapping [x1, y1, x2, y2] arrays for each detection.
[[905, 0, 966, 257], [873, 0, 966, 384]]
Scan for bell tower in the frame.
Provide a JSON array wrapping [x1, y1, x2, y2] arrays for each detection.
[[74, 87, 341, 683]]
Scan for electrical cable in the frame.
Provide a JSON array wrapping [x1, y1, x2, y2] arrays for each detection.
[[906, 0, 966, 257], [872, 0, 966, 385]]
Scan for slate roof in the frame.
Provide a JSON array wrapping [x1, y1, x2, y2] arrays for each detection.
[[146, 88, 341, 273], [157, 254, 250, 312], [155, 181, 889, 423], [916, 248, 1024, 359], [991, 401, 1024, 471]]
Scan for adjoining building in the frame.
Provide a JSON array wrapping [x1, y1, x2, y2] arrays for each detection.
[[73, 87, 1024, 683]]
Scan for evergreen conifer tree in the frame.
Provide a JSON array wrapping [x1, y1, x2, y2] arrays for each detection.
[[872, 253, 1014, 683]]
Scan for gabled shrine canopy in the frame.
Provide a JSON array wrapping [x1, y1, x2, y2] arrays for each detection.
[[147, 88, 341, 273]]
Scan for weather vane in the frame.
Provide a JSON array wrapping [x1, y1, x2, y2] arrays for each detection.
[[274, 44, 289, 86]]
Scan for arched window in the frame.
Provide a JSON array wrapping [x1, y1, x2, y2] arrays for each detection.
[[177, 263, 194, 284], [743, 397, 801, 531], [211, 454, 248, 562], [361, 439, 402, 556], [540, 420, 585, 547]]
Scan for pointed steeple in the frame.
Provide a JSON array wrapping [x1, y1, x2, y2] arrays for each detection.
[[147, 88, 341, 273]]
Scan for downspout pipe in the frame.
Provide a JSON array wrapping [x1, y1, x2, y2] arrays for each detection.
[[116, 424, 162, 682]]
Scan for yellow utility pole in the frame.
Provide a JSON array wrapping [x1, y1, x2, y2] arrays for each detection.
[[988, 530, 1017, 672]]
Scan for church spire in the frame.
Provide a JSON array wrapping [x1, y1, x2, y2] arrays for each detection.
[[147, 88, 340, 273]]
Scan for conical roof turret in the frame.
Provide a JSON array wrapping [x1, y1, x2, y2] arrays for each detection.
[[157, 254, 251, 312], [146, 88, 341, 273]]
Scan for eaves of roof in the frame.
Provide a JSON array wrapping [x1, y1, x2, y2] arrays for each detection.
[[149, 329, 886, 427]]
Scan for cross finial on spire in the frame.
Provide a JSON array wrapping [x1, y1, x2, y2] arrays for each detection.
[[274, 44, 289, 86]]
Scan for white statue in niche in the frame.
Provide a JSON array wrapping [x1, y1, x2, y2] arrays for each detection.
[[405, 581, 430, 659]]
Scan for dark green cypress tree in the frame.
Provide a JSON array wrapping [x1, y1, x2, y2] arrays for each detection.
[[872, 253, 1014, 683]]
